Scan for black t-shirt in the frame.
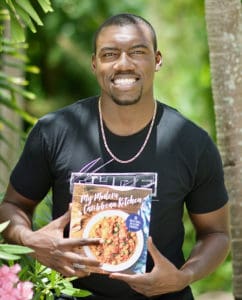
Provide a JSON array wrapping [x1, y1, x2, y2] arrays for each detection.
[[10, 96, 228, 300]]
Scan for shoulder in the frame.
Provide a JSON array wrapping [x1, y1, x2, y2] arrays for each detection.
[[33, 96, 98, 134], [158, 102, 211, 150], [27, 96, 98, 144], [39, 96, 98, 126], [156, 102, 219, 167], [160, 102, 207, 135]]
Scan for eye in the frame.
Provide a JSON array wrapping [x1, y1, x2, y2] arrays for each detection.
[[129, 49, 146, 57], [100, 51, 119, 62], [100, 51, 119, 60], [132, 50, 145, 54], [103, 52, 115, 57]]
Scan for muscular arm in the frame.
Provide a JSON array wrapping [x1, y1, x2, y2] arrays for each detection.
[[0, 183, 38, 245], [110, 203, 231, 296], [180, 203, 230, 284]]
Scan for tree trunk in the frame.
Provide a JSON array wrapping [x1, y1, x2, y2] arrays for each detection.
[[205, 0, 242, 299]]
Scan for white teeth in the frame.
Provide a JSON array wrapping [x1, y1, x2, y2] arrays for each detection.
[[113, 78, 136, 85]]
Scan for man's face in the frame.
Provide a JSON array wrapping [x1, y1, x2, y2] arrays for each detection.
[[92, 23, 161, 106]]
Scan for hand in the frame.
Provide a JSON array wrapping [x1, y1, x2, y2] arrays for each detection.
[[109, 237, 191, 297], [22, 210, 102, 277]]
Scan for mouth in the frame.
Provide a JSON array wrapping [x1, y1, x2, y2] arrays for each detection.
[[111, 75, 139, 87]]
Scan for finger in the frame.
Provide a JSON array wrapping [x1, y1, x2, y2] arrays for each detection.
[[60, 237, 103, 248], [72, 263, 92, 277], [61, 252, 102, 269], [72, 263, 87, 270], [75, 237, 103, 246], [62, 250, 102, 267], [76, 256, 101, 267], [75, 270, 91, 277], [62, 264, 91, 277], [148, 236, 169, 266]]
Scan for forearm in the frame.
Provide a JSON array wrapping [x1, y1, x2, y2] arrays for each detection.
[[180, 232, 230, 285], [0, 202, 34, 246]]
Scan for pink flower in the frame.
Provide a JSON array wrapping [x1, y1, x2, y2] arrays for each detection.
[[0, 264, 19, 286], [16, 281, 34, 300], [0, 264, 34, 300]]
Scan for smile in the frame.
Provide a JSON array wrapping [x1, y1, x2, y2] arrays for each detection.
[[112, 77, 138, 86]]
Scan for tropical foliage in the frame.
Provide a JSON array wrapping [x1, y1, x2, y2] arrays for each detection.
[[0, 0, 53, 125], [0, 1, 45, 187], [0, 0, 53, 43]]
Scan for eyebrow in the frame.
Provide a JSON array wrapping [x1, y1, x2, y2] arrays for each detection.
[[99, 47, 119, 52], [99, 44, 149, 53], [130, 44, 149, 50]]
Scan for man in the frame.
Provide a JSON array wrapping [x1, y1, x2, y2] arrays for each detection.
[[0, 13, 230, 300]]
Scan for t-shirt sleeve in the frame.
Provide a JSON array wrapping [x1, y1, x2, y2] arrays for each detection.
[[10, 121, 52, 201], [185, 136, 228, 213]]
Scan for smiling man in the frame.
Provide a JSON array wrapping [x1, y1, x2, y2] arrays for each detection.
[[0, 13, 230, 300], [92, 20, 162, 108]]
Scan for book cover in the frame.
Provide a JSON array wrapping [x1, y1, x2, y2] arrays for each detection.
[[69, 183, 152, 274]]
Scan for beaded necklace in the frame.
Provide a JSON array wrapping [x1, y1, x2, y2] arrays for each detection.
[[98, 99, 157, 164]]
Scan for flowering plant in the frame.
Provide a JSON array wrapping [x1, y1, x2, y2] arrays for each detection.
[[0, 220, 91, 299], [0, 263, 33, 299], [0, 221, 34, 299], [0, 193, 92, 299]]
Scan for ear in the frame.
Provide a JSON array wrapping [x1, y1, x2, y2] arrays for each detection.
[[155, 51, 163, 72], [91, 54, 97, 73]]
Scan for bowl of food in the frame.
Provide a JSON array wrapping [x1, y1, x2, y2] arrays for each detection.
[[83, 210, 144, 272]]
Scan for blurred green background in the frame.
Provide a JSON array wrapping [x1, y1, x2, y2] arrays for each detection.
[[22, 0, 232, 297]]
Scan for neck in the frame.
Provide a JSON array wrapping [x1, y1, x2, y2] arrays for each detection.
[[98, 98, 157, 164], [99, 97, 156, 136]]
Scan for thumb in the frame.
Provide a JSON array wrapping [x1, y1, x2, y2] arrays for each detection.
[[52, 209, 71, 230]]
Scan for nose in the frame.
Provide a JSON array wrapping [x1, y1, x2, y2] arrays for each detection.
[[113, 52, 135, 71]]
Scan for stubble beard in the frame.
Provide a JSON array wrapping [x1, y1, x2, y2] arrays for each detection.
[[110, 89, 143, 106]]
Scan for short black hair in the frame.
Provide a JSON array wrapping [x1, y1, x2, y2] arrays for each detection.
[[93, 13, 157, 54]]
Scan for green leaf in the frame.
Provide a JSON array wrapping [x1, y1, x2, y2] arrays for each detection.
[[16, 0, 43, 26], [0, 45, 28, 61], [0, 250, 20, 260], [15, 3, 37, 33], [0, 72, 29, 86], [4, 0, 17, 17], [0, 82, 36, 101], [0, 244, 33, 254], [62, 287, 92, 297], [46, 293, 54, 300], [0, 221, 10, 233], [32, 291, 42, 300], [25, 65, 40, 74], [0, 97, 37, 124], [9, 11, 25, 43], [37, 0, 54, 13], [33, 195, 52, 229]]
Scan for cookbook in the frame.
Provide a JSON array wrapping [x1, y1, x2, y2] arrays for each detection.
[[69, 181, 152, 274]]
